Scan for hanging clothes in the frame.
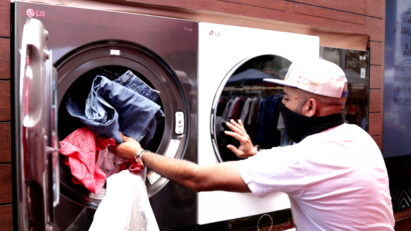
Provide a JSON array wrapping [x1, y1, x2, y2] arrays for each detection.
[[253, 95, 283, 148], [89, 170, 159, 231], [247, 97, 260, 126], [221, 98, 233, 121], [239, 97, 253, 122], [226, 96, 243, 120], [231, 97, 245, 120], [255, 97, 267, 145], [262, 95, 282, 148]]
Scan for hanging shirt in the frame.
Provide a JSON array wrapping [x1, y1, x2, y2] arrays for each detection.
[[239, 97, 253, 122], [237, 123, 395, 230], [247, 97, 259, 126]]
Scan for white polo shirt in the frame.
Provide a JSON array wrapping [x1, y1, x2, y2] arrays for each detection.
[[237, 123, 395, 230]]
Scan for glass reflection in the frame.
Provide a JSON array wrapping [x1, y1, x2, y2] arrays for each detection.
[[320, 47, 369, 130], [213, 55, 291, 162]]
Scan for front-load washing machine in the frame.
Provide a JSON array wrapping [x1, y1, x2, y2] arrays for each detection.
[[197, 22, 320, 225], [12, 1, 198, 230]]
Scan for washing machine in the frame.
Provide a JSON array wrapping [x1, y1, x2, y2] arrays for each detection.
[[197, 22, 320, 225], [12, 1, 198, 230]]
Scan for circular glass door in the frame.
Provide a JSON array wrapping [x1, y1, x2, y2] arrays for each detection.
[[211, 55, 291, 162], [55, 40, 189, 208]]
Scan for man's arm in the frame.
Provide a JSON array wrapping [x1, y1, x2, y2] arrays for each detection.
[[142, 152, 250, 192], [112, 134, 250, 193]]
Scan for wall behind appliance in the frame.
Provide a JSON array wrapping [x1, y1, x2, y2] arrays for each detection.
[[0, 0, 11, 229], [0, 0, 392, 229]]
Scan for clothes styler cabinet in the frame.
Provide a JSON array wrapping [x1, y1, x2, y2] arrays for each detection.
[[12, 2, 198, 230], [197, 22, 320, 225]]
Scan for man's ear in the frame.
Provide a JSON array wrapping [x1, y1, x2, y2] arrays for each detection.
[[301, 98, 317, 117]]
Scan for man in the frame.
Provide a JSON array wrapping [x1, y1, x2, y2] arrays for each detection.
[[113, 58, 395, 230]]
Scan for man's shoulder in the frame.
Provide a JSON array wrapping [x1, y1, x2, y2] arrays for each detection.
[[320, 123, 367, 137], [301, 123, 373, 146]]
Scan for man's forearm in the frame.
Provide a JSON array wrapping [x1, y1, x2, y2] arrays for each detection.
[[112, 134, 250, 193], [141, 151, 250, 193], [142, 151, 202, 191]]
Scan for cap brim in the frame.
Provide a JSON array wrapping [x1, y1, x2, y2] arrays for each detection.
[[263, 78, 298, 88]]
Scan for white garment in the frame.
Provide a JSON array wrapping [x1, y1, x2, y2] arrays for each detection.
[[237, 123, 395, 231], [89, 170, 159, 231], [240, 97, 253, 122]]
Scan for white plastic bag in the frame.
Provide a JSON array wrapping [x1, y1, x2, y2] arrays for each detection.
[[89, 170, 159, 231]]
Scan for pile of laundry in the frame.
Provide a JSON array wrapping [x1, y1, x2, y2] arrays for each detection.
[[59, 70, 162, 230]]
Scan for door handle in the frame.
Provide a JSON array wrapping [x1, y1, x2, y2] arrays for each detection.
[[46, 144, 60, 207]]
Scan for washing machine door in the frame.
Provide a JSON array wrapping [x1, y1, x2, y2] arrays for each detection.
[[50, 39, 193, 229], [16, 18, 59, 231]]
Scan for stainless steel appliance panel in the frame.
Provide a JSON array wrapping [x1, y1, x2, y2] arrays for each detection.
[[12, 2, 198, 230]]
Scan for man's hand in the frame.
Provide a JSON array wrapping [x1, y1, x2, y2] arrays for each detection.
[[224, 119, 257, 158], [110, 133, 142, 159]]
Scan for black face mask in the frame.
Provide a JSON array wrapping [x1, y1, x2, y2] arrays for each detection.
[[278, 101, 344, 143]]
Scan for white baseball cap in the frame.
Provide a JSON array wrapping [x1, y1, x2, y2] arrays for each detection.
[[264, 58, 348, 98]]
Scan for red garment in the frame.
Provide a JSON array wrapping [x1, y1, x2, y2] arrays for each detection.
[[129, 162, 144, 173], [59, 127, 116, 193]]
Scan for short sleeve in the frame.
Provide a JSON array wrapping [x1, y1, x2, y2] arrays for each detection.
[[237, 145, 306, 197]]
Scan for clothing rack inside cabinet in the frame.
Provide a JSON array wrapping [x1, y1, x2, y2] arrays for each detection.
[[221, 86, 283, 98]]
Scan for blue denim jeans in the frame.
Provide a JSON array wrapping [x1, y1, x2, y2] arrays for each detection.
[[66, 74, 164, 146], [114, 70, 160, 102]]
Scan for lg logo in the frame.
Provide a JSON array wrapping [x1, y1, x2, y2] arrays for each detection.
[[26, 8, 46, 18], [209, 30, 221, 37]]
